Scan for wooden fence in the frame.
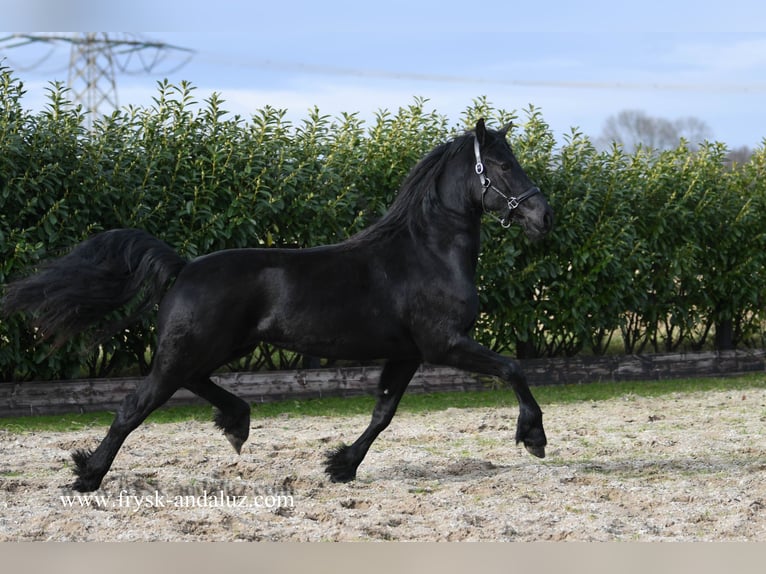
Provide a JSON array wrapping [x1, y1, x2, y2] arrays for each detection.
[[1, 349, 765, 417]]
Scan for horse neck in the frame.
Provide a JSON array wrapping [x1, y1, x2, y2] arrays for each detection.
[[411, 172, 483, 276]]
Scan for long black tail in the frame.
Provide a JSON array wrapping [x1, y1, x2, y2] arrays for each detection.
[[1, 229, 187, 346]]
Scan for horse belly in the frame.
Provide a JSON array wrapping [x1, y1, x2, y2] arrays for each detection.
[[259, 302, 418, 360]]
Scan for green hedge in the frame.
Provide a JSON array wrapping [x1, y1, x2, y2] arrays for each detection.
[[1, 65, 765, 381]]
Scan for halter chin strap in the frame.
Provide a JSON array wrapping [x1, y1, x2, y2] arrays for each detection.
[[474, 136, 541, 228]]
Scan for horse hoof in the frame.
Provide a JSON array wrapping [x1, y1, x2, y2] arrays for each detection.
[[71, 471, 103, 492], [72, 477, 100, 492], [225, 432, 244, 454], [328, 471, 356, 483], [525, 443, 546, 458]]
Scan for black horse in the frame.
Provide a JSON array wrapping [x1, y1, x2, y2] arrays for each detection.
[[2, 119, 553, 492]]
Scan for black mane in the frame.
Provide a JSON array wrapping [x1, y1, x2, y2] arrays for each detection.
[[351, 132, 474, 243]]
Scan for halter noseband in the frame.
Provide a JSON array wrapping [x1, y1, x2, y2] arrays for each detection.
[[474, 136, 541, 228]]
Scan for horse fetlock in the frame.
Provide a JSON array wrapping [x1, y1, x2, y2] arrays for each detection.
[[71, 449, 106, 492], [324, 444, 360, 483]]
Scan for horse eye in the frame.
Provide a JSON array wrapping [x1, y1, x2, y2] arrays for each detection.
[[501, 162, 512, 171]]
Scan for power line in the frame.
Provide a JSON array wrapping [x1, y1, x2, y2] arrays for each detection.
[[284, 64, 766, 93], [194, 52, 766, 94]]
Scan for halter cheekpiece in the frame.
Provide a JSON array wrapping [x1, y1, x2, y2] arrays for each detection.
[[473, 136, 540, 228]]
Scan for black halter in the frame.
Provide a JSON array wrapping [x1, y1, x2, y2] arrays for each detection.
[[474, 136, 541, 228]]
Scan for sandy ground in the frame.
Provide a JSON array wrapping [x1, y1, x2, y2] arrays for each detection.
[[1, 388, 765, 541]]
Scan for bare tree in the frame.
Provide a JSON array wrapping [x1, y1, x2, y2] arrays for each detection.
[[598, 109, 713, 153], [726, 145, 753, 168]]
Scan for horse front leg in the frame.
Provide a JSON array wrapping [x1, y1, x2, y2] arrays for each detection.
[[325, 359, 420, 482], [435, 337, 546, 458]]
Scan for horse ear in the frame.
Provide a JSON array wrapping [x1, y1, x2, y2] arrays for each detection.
[[499, 122, 513, 138], [475, 118, 487, 146]]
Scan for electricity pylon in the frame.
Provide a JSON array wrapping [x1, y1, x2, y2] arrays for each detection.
[[1, 33, 193, 127]]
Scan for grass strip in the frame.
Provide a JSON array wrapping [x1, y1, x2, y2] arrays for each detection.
[[0, 373, 763, 433]]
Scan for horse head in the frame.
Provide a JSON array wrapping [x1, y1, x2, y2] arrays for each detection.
[[472, 118, 554, 240]]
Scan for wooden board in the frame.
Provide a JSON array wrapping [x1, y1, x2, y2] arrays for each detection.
[[1, 350, 764, 417]]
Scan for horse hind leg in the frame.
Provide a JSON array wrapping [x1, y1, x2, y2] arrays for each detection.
[[72, 373, 179, 492], [325, 359, 420, 482], [184, 378, 251, 454]]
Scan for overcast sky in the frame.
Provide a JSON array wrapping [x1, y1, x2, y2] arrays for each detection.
[[3, 0, 766, 148]]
